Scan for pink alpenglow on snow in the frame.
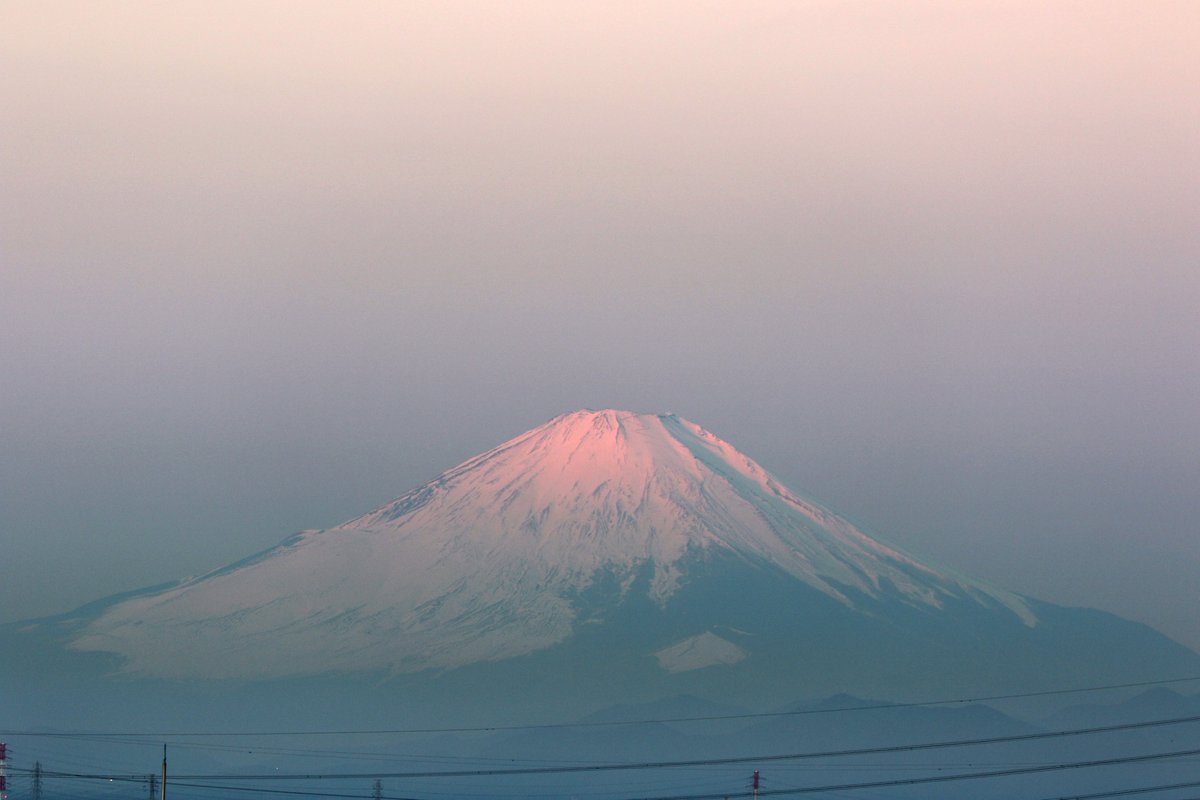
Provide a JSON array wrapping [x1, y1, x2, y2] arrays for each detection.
[[72, 410, 1034, 680]]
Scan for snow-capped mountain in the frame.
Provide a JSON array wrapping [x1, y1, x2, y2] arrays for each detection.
[[70, 410, 1033, 679], [9, 409, 1197, 729]]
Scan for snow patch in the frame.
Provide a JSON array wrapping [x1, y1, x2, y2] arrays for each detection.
[[655, 632, 748, 673]]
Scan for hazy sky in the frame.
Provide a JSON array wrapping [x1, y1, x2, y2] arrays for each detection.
[[2, 2, 1198, 652]]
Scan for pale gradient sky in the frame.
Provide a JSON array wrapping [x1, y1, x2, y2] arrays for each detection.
[[2, 2, 1198, 651]]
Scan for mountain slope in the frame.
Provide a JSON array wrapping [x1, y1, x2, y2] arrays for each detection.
[[69, 410, 1036, 680]]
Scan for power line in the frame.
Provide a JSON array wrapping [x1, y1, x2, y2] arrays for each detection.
[[616, 746, 1200, 800], [160, 711, 1200, 780], [15, 711, 1200, 783], [5, 675, 1198, 739], [0, 773, 409, 800], [25, 746, 1200, 800], [1040, 781, 1200, 800], [169, 781, 421, 800]]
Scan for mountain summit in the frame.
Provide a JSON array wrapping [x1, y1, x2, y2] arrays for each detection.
[[72, 410, 1032, 679]]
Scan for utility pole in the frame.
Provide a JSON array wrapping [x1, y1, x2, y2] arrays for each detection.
[[31, 762, 42, 800], [148, 772, 158, 800], [0, 742, 7, 800], [161, 745, 167, 800], [372, 779, 382, 800], [752, 769, 759, 800]]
